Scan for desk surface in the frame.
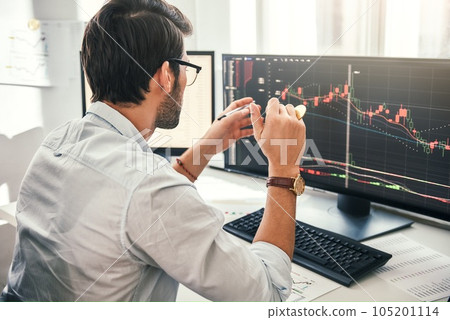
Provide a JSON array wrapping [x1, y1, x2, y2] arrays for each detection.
[[1, 167, 449, 302], [178, 167, 450, 302]]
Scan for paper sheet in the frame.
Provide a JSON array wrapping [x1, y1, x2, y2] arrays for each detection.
[[287, 268, 340, 302], [364, 233, 450, 301]]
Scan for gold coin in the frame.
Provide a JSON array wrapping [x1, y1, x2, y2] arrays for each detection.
[[295, 104, 307, 120], [28, 18, 40, 31]]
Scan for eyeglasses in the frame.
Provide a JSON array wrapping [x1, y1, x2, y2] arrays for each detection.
[[167, 58, 202, 86]]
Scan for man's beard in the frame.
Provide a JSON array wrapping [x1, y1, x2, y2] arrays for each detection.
[[155, 80, 183, 129]]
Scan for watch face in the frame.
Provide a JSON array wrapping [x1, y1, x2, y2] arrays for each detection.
[[294, 175, 305, 195]]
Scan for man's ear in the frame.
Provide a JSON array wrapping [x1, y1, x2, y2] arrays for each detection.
[[156, 61, 173, 93]]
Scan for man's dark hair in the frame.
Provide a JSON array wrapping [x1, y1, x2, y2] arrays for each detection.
[[81, 0, 192, 105]]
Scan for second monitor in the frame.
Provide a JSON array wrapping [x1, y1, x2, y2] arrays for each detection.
[[152, 51, 215, 156]]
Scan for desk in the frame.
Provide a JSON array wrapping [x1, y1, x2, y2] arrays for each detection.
[[1, 168, 448, 302], [177, 167, 450, 302]]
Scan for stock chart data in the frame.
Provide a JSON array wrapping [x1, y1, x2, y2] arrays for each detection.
[[223, 55, 450, 220]]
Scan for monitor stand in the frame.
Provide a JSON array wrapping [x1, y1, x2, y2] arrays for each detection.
[[303, 194, 414, 241]]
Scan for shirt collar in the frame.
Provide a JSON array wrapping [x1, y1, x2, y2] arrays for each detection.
[[86, 101, 150, 151]]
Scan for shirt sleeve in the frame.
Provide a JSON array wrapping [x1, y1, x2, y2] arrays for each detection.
[[124, 167, 292, 301], [249, 241, 292, 301]]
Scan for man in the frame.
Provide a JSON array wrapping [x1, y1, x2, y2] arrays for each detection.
[[2, 0, 305, 301]]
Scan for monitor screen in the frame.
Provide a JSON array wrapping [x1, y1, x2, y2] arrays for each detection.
[[222, 54, 450, 238], [81, 51, 215, 156]]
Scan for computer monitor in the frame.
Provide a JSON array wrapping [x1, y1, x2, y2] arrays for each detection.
[[222, 54, 450, 241], [81, 51, 215, 156]]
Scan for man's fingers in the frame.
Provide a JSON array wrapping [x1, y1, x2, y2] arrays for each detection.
[[250, 103, 263, 140], [286, 104, 295, 117], [265, 97, 280, 116], [223, 97, 254, 114]]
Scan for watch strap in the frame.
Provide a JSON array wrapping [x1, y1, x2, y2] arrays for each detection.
[[266, 177, 295, 189]]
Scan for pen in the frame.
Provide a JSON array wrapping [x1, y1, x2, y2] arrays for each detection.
[[217, 103, 252, 120], [218, 103, 306, 120]]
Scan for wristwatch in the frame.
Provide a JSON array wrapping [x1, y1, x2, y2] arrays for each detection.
[[266, 173, 305, 196]]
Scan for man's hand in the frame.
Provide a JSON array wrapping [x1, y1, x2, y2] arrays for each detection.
[[250, 97, 305, 176], [201, 97, 255, 153], [174, 97, 256, 182]]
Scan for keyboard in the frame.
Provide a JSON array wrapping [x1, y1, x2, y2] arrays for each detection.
[[223, 208, 392, 287]]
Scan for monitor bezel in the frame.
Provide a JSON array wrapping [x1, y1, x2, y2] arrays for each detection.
[[222, 53, 450, 223]]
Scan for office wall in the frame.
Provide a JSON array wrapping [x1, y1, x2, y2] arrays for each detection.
[[0, 1, 85, 206]]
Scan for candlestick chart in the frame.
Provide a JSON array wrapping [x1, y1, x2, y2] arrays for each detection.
[[223, 55, 450, 220]]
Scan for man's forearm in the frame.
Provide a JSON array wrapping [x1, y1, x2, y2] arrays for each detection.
[[253, 187, 296, 259], [253, 165, 298, 259]]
